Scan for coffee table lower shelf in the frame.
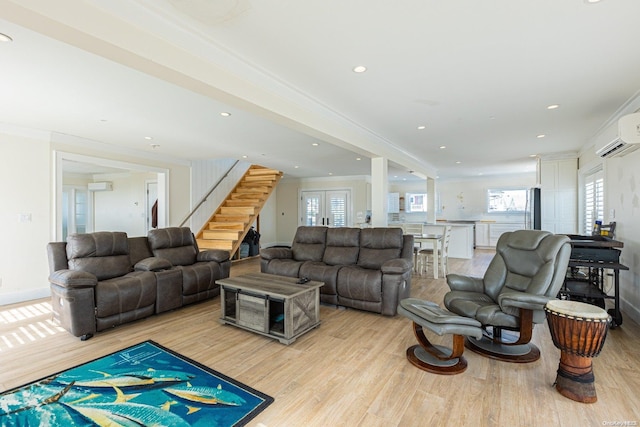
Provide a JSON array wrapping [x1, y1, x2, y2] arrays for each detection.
[[217, 273, 323, 345]]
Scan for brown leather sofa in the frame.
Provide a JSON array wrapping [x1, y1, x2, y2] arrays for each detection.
[[260, 226, 414, 315], [47, 227, 231, 340]]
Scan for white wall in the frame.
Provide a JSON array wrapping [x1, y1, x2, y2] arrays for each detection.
[[93, 171, 157, 236], [0, 130, 52, 304], [600, 149, 640, 324]]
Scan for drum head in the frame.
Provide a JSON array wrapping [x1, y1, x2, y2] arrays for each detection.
[[545, 299, 609, 320]]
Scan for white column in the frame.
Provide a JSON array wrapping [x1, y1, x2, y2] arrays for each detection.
[[371, 157, 388, 227], [427, 177, 436, 224]]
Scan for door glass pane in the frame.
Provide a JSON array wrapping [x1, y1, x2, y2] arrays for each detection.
[[62, 189, 69, 241], [303, 193, 322, 226], [327, 191, 347, 227], [75, 189, 87, 234]]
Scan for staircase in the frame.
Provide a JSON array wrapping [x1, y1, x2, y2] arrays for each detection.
[[196, 165, 283, 257]]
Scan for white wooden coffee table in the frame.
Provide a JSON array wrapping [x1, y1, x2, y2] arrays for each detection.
[[216, 273, 323, 344]]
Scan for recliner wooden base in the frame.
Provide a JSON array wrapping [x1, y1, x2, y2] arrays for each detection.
[[406, 324, 468, 375], [398, 298, 483, 375], [465, 335, 541, 363]]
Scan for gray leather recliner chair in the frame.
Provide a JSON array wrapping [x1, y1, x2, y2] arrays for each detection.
[[444, 229, 571, 362]]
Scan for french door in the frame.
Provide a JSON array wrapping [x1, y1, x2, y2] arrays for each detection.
[[301, 190, 350, 227]]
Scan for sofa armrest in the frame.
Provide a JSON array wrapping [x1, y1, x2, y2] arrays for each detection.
[[381, 258, 412, 274], [134, 257, 173, 272], [260, 247, 293, 260], [498, 290, 553, 312], [49, 269, 97, 289], [446, 274, 485, 293], [197, 249, 230, 263]]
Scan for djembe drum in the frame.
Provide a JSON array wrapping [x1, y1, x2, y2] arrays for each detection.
[[544, 300, 610, 403]]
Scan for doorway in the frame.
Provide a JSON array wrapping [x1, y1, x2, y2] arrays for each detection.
[[146, 180, 158, 231], [300, 190, 350, 227], [55, 151, 169, 240]]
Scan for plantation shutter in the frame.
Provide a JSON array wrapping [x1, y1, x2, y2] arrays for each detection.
[[584, 168, 604, 234]]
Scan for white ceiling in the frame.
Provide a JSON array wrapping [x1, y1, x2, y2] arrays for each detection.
[[2, 0, 640, 182]]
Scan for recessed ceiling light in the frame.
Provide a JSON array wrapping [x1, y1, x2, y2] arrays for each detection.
[[584, 0, 601, 4], [547, 104, 560, 110], [144, 136, 153, 140], [417, 125, 426, 130], [328, 172, 333, 176], [356, 157, 361, 161], [352, 65, 367, 73], [294, 165, 299, 169], [455, 161, 462, 164], [241, 155, 248, 159], [439, 145, 446, 149], [537, 134, 546, 139], [529, 154, 538, 157], [220, 112, 231, 117], [312, 143, 319, 146], [0, 33, 13, 42]]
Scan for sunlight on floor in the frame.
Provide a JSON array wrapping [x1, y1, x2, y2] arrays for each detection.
[[0, 301, 64, 352]]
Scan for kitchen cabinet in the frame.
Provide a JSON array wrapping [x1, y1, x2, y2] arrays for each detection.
[[475, 223, 490, 247], [489, 223, 523, 246], [388, 192, 400, 214], [424, 223, 474, 259]]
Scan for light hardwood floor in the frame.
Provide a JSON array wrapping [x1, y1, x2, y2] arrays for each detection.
[[1, 251, 639, 426]]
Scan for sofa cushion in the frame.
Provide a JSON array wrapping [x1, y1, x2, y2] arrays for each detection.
[[299, 261, 340, 296], [291, 226, 328, 262], [95, 271, 157, 318], [148, 227, 198, 266], [323, 228, 360, 266], [337, 266, 383, 303], [66, 232, 131, 281], [357, 228, 403, 270]]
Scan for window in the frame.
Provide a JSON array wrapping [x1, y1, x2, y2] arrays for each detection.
[[584, 168, 604, 234], [487, 188, 528, 213]]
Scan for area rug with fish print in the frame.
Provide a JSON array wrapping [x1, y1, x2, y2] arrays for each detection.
[[0, 340, 273, 426]]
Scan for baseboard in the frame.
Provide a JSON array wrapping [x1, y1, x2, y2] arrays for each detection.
[[0, 287, 50, 306], [621, 297, 640, 325]]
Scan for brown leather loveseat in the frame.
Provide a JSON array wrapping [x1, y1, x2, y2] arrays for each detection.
[[47, 227, 230, 340], [260, 226, 414, 315]]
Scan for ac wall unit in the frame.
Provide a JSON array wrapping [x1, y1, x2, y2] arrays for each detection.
[[596, 112, 640, 158], [88, 182, 113, 191]]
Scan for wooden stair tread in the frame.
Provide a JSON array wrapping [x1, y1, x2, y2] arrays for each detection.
[[197, 164, 283, 258], [202, 229, 242, 240]]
